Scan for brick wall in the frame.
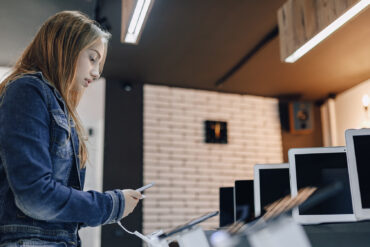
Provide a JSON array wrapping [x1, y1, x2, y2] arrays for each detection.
[[143, 85, 283, 234]]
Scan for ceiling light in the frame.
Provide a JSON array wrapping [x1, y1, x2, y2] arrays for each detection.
[[123, 0, 154, 44], [285, 0, 370, 63]]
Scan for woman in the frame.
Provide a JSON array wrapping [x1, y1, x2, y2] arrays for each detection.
[[0, 11, 141, 246]]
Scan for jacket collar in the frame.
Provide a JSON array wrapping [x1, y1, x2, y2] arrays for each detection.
[[30, 72, 64, 100], [29, 72, 74, 125]]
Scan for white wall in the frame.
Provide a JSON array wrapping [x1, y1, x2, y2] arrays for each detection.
[[322, 79, 370, 146], [77, 78, 106, 247], [143, 85, 283, 234], [0, 66, 11, 83]]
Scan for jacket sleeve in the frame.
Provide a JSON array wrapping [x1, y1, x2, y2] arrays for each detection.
[[0, 77, 125, 227]]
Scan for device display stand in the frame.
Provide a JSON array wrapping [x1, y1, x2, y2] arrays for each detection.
[[246, 215, 311, 247], [173, 226, 210, 247], [147, 226, 210, 247], [146, 239, 169, 247]]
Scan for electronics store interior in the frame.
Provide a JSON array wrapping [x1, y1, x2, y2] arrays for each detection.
[[1, 0, 370, 247]]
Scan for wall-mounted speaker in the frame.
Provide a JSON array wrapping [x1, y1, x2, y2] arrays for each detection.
[[288, 102, 314, 134]]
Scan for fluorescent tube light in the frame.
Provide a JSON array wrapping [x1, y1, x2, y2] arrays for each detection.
[[125, 0, 152, 44], [128, 0, 144, 34], [285, 0, 370, 63]]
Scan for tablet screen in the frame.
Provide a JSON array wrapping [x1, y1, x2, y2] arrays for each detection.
[[295, 152, 353, 215], [159, 211, 218, 238], [234, 180, 254, 222], [353, 135, 370, 208], [219, 187, 234, 227], [260, 168, 290, 215]]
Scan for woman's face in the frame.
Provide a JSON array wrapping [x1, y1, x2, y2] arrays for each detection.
[[73, 38, 105, 91]]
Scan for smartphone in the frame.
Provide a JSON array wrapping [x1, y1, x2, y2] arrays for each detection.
[[136, 182, 155, 192]]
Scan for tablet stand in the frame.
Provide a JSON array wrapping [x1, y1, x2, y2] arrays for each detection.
[[170, 226, 210, 247], [247, 215, 311, 247], [144, 226, 210, 247]]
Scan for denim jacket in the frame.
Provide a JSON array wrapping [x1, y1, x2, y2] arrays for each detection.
[[0, 72, 125, 246]]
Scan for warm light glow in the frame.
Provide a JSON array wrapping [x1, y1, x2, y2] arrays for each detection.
[[128, 0, 144, 34], [285, 0, 370, 63], [362, 94, 369, 107], [125, 0, 152, 44]]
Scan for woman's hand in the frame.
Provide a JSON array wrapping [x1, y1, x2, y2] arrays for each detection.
[[122, 189, 142, 217]]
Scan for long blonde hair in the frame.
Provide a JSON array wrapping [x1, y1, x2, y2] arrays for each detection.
[[0, 11, 111, 168]]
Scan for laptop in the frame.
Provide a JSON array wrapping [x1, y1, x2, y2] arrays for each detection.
[[345, 128, 370, 220], [234, 180, 254, 222], [288, 146, 356, 224], [253, 163, 290, 217]]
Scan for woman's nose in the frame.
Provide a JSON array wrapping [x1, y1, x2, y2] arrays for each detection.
[[91, 68, 100, 80]]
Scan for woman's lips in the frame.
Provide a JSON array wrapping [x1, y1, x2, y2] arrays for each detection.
[[84, 79, 92, 87], [82, 79, 90, 87]]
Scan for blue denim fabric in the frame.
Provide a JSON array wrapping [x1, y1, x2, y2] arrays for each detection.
[[0, 73, 125, 246], [0, 238, 66, 246]]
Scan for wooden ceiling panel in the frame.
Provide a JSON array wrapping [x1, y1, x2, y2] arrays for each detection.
[[0, 0, 368, 101], [221, 7, 370, 100], [103, 0, 286, 87]]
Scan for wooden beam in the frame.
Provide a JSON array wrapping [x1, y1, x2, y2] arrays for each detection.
[[277, 0, 360, 62]]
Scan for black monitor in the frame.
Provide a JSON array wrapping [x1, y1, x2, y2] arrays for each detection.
[[254, 163, 290, 217], [295, 152, 352, 215], [234, 180, 254, 222], [345, 128, 370, 220], [219, 187, 234, 227], [353, 135, 370, 208], [289, 146, 355, 224]]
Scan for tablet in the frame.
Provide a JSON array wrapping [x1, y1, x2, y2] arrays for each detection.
[[158, 211, 218, 238], [219, 187, 234, 227], [254, 163, 290, 217], [289, 146, 356, 224], [345, 128, 370, 220], [234, 180, 254, 222]]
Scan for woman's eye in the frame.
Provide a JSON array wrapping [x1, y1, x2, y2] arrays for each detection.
[[90, 56, 96, 62]]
